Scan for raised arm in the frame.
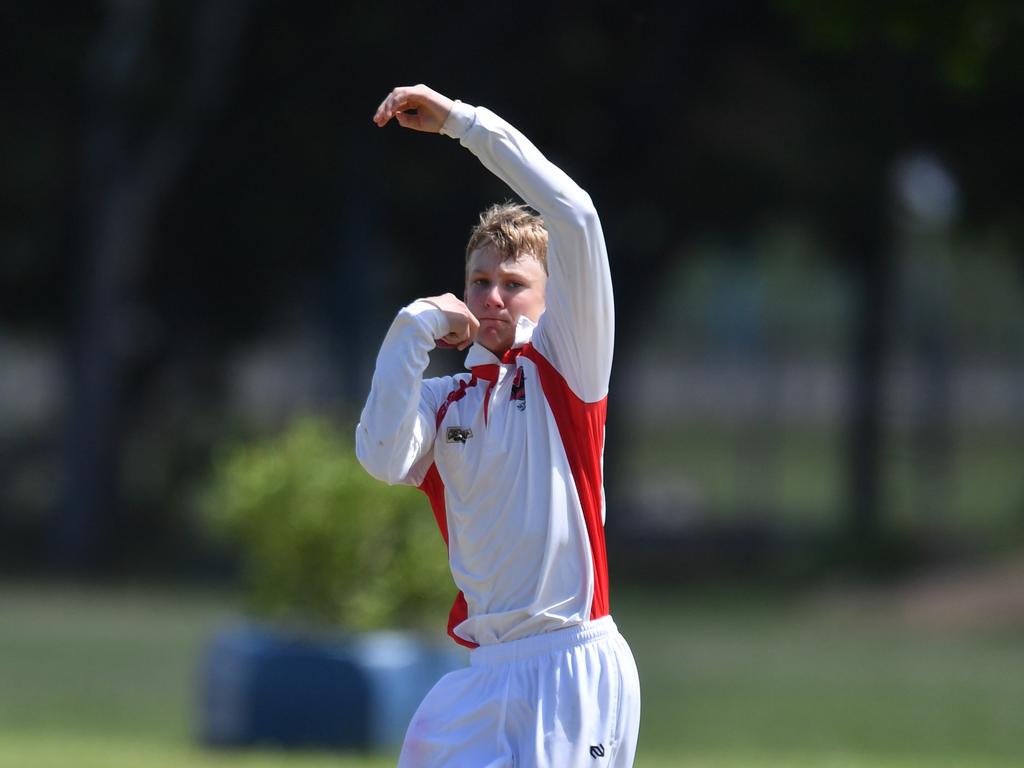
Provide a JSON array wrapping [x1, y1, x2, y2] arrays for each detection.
[[374, 84, 614, 402], [358, 89, 486, 484]]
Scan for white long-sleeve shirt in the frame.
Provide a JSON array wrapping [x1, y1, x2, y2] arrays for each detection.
[[356, 101, 614, 647]]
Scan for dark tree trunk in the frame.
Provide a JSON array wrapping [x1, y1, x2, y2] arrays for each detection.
[[843, 197, 891, 569]]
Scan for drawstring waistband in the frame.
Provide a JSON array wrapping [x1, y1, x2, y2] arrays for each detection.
[[469, 616, 618, 667]]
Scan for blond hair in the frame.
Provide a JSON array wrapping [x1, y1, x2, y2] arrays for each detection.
[[465, 202, 548, 274]]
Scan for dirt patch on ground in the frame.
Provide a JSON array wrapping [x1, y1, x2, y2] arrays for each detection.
[[894, 555, 1024, 629], [812, 554, 1024, 631]]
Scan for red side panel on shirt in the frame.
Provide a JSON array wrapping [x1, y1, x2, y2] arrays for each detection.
[[418, 380, 480, 649], [520, 344, 610, 621], [418, 463, 449, 546], [418, 463, 477, 649]]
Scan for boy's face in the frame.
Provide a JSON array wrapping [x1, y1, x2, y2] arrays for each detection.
[[465, 243, 547, 355]]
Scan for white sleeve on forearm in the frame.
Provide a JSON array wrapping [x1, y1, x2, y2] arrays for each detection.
[[355, 300, 448, 486], [441, 101, 615, 403]]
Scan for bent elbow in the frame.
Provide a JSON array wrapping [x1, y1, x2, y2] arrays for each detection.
[[355, 425, 403, 484], [562, 189, 599, 230], [357, 452, 393, 485], [576, 189, 597, 218]]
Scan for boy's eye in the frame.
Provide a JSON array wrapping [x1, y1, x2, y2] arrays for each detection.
[[506, 282, 522, 289]]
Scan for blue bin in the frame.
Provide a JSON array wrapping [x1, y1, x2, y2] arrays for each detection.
[[199, 624, 372, 749]]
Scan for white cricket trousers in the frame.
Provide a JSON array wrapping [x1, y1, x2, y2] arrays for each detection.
[[397, 616, 641, 767]]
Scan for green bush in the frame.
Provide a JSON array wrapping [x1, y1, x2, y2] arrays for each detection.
[[203, 417, 453, 633]]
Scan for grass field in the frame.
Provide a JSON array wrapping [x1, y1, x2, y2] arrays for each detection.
[[1, 581, 1022, 767]]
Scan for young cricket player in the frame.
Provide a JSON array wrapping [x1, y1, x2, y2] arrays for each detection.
[[357, 83, 641, 767]]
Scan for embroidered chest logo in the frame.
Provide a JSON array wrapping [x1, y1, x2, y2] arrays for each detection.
[[509, 366, 526, 411], [446, 426, 474, 444]]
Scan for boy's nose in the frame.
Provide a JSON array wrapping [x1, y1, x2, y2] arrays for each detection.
[[484, 286, 503, 307]]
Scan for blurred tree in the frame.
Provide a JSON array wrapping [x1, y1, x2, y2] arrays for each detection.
[[779, 0, 1024, 567], [1, 0, 1022, 574]]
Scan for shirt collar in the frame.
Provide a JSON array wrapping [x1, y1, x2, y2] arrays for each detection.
[[463, 315, 536, 371]]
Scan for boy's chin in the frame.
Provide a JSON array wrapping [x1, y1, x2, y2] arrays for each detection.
[[478, 330, 512, 354]]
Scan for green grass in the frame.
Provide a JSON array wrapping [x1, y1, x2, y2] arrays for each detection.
[[615, 587, 1024, 765], [0, 735, 392, 768], [1, 741, 1019, 768], [1, 582, 1022, 767]]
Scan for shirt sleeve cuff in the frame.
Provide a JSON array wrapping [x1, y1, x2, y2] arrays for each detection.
[[406, 299, 449, 339], [439, 100, 476, 139]]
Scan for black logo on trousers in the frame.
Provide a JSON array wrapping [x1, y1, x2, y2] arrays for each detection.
[[590, 744, 605, 758]]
